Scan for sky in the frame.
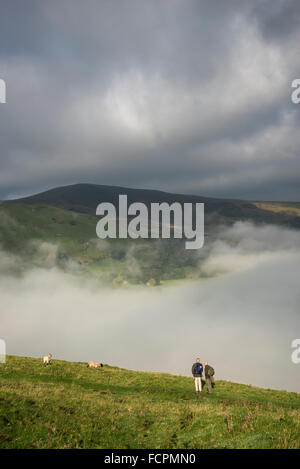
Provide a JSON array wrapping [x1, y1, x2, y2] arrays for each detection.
[[0, 0, 300, 201]]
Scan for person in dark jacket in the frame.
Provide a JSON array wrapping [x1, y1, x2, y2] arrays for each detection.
[[204, 362, 215, 394], [191, 358, 203, 393]]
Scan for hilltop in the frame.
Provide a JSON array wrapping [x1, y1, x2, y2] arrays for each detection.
[[5, 183, 300, 227], [0, 355, 299, 449]]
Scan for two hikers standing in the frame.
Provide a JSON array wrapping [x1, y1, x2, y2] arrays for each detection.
[[191, 358, 214, 394]]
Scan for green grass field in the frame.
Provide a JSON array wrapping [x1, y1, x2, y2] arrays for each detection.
[[0, 356, 299, 449]]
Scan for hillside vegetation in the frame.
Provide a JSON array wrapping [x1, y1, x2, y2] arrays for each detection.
[[0, 356, 299, 449], [0, 202, 200, 284], [253, 201, 300, 217], [1, 183, 300, 285]]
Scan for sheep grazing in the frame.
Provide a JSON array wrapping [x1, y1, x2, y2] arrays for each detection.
[[43, 353, 52, 366], [87, 361, 103, 369]]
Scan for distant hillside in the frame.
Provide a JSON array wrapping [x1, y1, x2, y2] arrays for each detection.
[[6, 183, 300, 228], [1, 183, 300, 284], [0, 202, 202, 284], [0, 355, 299, 449]]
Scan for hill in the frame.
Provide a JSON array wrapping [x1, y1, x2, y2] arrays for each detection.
[[6, 183, 300, 228], [0, 202, 201, 284], [1, 183, 300, 284], [0, 355, 299, 449]]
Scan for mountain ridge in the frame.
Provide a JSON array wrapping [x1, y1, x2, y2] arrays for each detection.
[[4, 182, 300, 228]]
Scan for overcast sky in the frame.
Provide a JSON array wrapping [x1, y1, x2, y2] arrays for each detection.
[[0, 0, 300, 201]]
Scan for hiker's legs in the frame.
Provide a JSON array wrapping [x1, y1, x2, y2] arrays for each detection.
[[194, 377, 198, 391], [194, 377, 202, 392], [206, 377, 212, 394]]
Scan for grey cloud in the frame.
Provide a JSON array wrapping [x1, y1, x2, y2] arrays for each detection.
[[251, 0, 300, 42], [0, 1, 300, 200]]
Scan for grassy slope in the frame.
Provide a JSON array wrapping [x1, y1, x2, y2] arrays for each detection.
[[0, 203, 97, 248], [0, 203, 202, 283], [0, 203, 135, 278], [252, 201, 300, 217], [0, 356, 299, 449]]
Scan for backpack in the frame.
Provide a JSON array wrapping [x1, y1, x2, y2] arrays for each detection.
[[207, 366, 214, 377]]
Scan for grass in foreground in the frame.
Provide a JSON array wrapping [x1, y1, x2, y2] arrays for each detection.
[[0, 355, 299, 449]]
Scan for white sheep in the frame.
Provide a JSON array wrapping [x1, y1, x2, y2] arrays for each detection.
[[87, 361, 103, 369], [43, 353, 52, 366]]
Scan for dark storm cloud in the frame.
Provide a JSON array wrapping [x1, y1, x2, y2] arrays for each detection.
[[0, 0, 300, 200], [251, 0, 300, 42]]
